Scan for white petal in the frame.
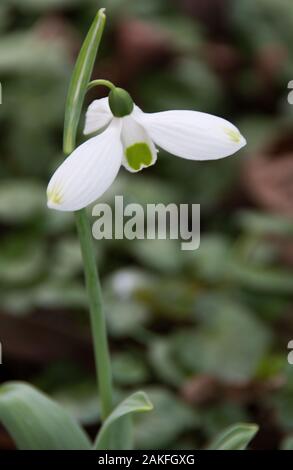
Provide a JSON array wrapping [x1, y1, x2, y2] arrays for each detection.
[[47, 120, 122, 211], [135, 110, 246, 160], [83, 97, 113, 135], [121, 115, 157, 173]]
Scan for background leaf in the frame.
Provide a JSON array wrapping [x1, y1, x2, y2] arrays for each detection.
[[0, 382, 91, 450], [94, 391, 153, 450], [207, 423, 259, 450]]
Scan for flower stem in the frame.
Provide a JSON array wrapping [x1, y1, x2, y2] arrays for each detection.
[[75, 208, 113, 421], [87, 79, 115, 92]]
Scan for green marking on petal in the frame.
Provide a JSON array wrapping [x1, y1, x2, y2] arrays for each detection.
[[224, 127, 241, 143], [125, 142, 153, 171], [47, 186, 63, 205]]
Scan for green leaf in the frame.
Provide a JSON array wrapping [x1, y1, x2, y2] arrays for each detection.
[[190, 234, 230, 283], [131, 239, 183, 274], [0, 382, 91, 450], [105, 298, 149, 338], [228, 258, 293, 294], [112, 352, 150, 386], [237, 210, 293, 237], [0, 237, 45, 285], [63, 8, 106, 154], [33, 281, 87, 310], [50, 237, 84, 280], [94, 391, 153, 450], [173, 295, 271, 383], [0, 180, 45, 223], [148, 339, 185, 387], [207, 423, 259, 450], [0, 32, 69, 75], [135, 388, 199, 449], [139, 279, 196, 320]]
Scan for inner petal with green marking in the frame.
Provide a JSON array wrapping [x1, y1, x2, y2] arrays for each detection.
[[125, 142, 153, 171]]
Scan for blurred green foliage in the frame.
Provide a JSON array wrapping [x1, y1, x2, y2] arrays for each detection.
[[0, 0, 293, 450]]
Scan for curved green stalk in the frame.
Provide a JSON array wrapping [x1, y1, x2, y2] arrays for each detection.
[[87, 79, 115, 91]]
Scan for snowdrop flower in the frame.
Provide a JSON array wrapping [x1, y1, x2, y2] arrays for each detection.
[[47, 87, 246, 211]]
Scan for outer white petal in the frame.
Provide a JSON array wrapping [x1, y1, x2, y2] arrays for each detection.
[[135, 110, 246, 160], [83, 97, 113, 135], [47, 120, 122, 211], [121, 115, 158, 173]]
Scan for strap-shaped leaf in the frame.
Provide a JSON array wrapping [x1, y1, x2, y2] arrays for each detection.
[[63, 8, 106, 154], [0, 382, 91, 450], [207, 423, 259, 450], [94, 391, 153, 450]]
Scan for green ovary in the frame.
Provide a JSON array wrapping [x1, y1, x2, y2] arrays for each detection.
[[125, 142, 153, 171]]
